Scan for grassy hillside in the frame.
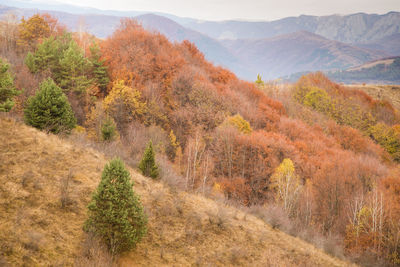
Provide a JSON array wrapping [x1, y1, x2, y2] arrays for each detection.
[[0, 117, 353, 266]]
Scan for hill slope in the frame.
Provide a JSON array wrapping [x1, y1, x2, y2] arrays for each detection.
[[355, 33, 400, 56], [0, 117, 353, 266], [222, 31, 385, 79], [346, 84, 400, 111], [134, 14, 251, 77], [328, 56, 400, 84]]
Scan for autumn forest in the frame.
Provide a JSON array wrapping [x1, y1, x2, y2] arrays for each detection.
[[1, 13, 400, 266]]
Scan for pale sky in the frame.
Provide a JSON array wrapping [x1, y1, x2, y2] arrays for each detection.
[[44, 0, 400, 21]]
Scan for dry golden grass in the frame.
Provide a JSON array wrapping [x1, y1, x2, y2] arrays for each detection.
[[0, 117, 355, 266]]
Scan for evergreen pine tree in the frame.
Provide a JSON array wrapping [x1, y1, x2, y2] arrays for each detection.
[[89, 42, 109, 95], [101, 116, 117, 141], [25, 35, 92, 95], [0, 58, 19, 112], [58, 40, 92, 94], [138, 141, 159, 179], [24, 37, 59, 73], [84, 158, 147, 255], [24, 78, 76, 133]]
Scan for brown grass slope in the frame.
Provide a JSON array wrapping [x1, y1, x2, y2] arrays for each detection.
[[0, 117, 354, 266]]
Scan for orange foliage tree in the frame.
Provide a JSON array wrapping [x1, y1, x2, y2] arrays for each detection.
[[18, 14, 64, 50]]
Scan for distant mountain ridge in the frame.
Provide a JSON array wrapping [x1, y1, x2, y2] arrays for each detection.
[[222, 31, 386, 79], [355, 33, 400, 56], [134, 14, 245, 74], [328, 56, 400, 84], [2, 0, 399, 46], [284, 56, 400, 84], [0, 1, 398, 81], [182, 12, 400, 44], [128, 15, 387, 79]]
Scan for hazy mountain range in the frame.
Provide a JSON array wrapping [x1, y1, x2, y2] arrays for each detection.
[[1, 0, 399, 81]]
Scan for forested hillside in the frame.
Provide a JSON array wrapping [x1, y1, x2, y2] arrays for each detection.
[[0, 13, 399, 266]]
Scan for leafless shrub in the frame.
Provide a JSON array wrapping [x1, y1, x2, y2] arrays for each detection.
[[297, 228, 321, 246], [296, 228, 347, 261], [230, 246, 248, 265], [184, 211, 204, 241], [23, 231, 44, 252], [194, 256, 203, 266], [248, 204, 292, 233], [98, 141, 127, 161], [322, 235, 344, 259], [185, 227, 203, 242], [158, 201, 177, 218], [0, 256, 9, 267], [75, 234, 113, 267], [21, 170, 33, 188], [246, 205, 267, 220], [157, 155, 185, 191], [261, 248, 283, 267], [186, 211, 203, 229], [14, 208, 29, 226], [351, 251, 386, 267], [207, 206, 230, 229], [67, 94, 87, 125], [122, 123, 168, 165], [150, 187, 165, 205], [21, 170, 42, 192], [67, 128, 88, 147], [173, 197, 184, 216], [60, 169, 73, 209]]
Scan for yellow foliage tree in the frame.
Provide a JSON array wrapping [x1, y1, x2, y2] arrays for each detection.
[[166, 130, 180, 161], [18, 14, 51, 49], [270, 158, 302, 216], [103, 80, 146, 128], [255, 74, 264, 87], [226, 114, 253, 134]]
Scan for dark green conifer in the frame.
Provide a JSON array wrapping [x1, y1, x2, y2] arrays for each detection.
[[24, 78, 76, 133], [24, 37, 59, 73], [84, 158, 147, 255], [0, 58, 19, 112], [101, 116, 117, 141], [58, 41, 92, 93], [89, 42, 109, 94]]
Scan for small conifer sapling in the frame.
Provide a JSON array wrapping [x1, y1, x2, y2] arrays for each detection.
[[138, 140, 159, 179]]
